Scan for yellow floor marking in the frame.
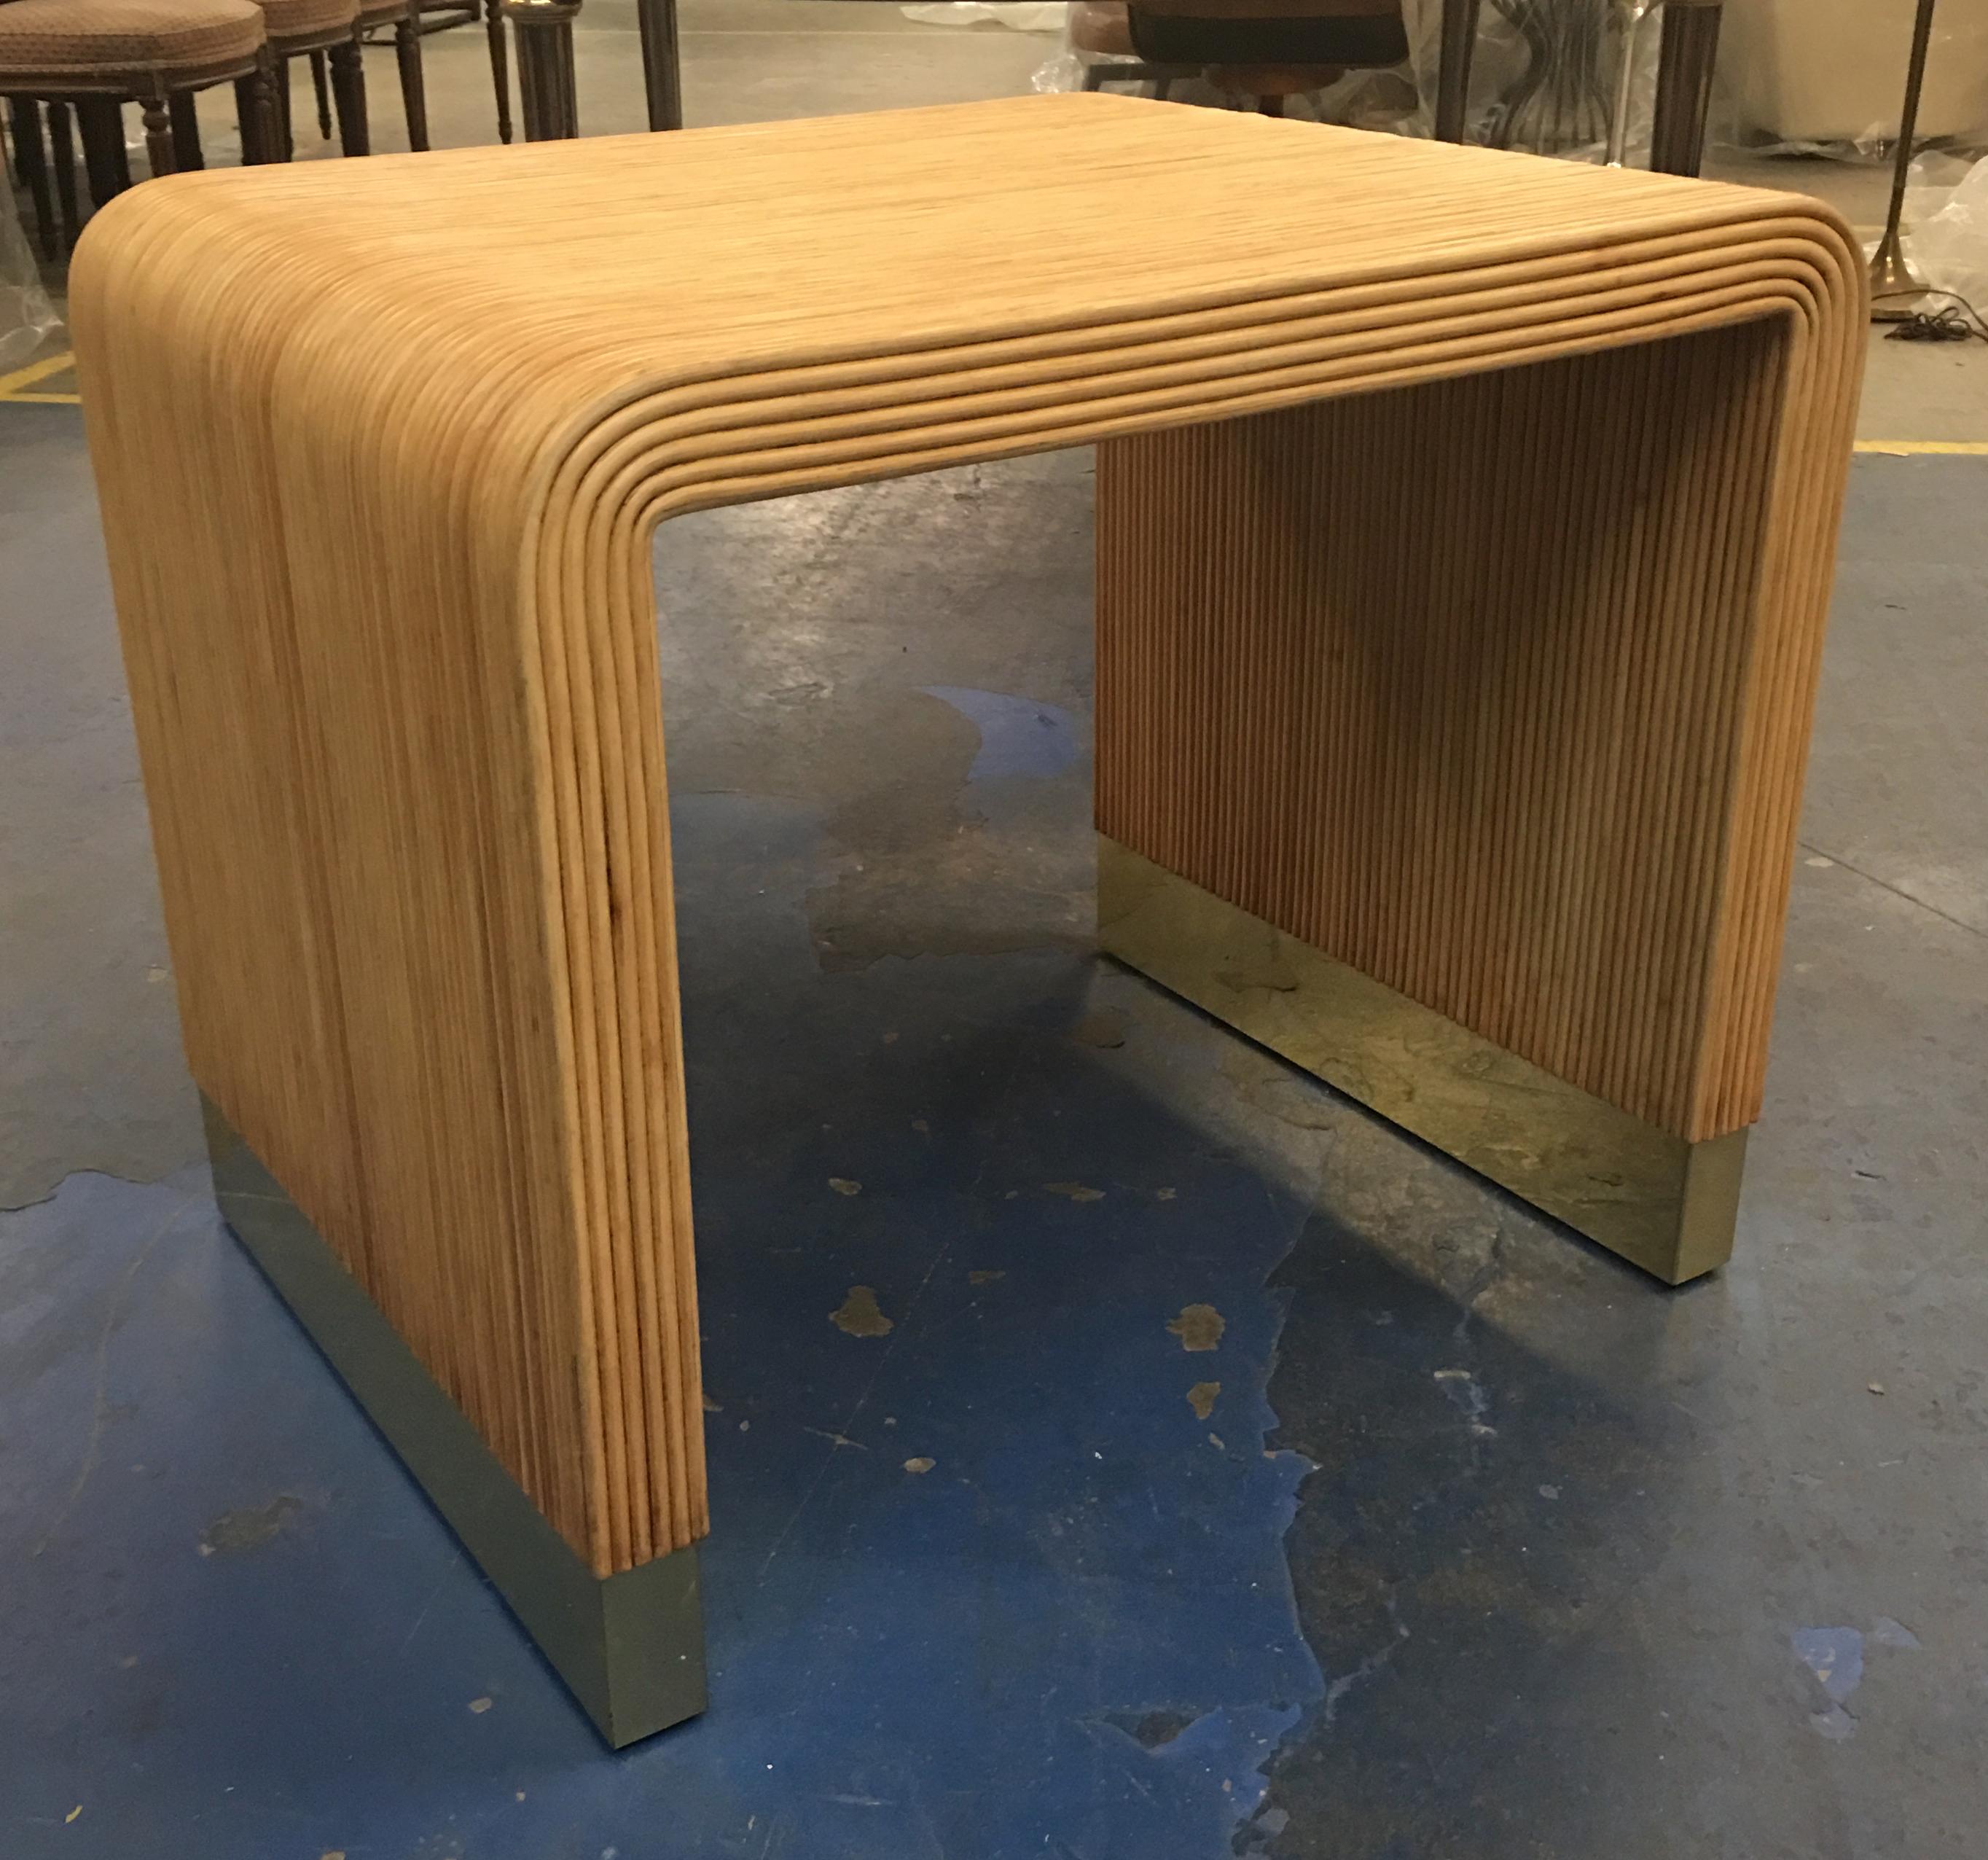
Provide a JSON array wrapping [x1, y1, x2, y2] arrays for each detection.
[[1855, 440, 1988, 456], [3, 391, 82, 405], [0, 349, 76, 396]]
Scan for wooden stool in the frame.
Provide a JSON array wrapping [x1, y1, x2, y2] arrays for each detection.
[[71, 93, 1865, 1744], [1, 0, 278, 255]]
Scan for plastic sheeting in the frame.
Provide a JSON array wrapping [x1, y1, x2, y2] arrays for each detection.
[[903, 3, 1070, 29], [1907, 151, 1988, 312], [1717, 0, 1988, 162], [0, 182, 60, 372]]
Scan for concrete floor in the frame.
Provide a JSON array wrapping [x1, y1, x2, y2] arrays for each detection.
[[4, 10, 1987, 1859]]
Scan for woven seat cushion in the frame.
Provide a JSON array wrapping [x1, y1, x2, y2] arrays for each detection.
[[253, 0, 359, 45], [0, 0, 264, 77]]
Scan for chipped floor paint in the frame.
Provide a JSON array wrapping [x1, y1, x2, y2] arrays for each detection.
[[0, 782, 1324, 1859], [11, 440, 1988, 1857]]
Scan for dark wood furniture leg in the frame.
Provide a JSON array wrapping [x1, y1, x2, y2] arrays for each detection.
[[168, 91, 205, 168], [7, 98, 57, 259], [235, 50, 286, 163], [504, 0, 579, 140], [46, 101, 79, 251], [1435, 0, 1482, 142], [485, 0, 512, 142], [138, 94, 174, 177], [330, 30, 370, 155], [637, 0, 680, 131], [394, 8, 431, 149], [1649, 0, 1723, 177], [310, 48, 333, 137], [76, 96, 124, 205]]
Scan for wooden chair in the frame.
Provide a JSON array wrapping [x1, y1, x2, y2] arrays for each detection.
[[1, 0, 279, 257]]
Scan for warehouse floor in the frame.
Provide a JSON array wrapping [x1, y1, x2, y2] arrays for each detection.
[[4, 9, 1987, 1858]]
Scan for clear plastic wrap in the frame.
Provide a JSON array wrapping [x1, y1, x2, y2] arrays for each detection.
[[0, 181, 60, 372], [904, 3, 1071, 30], [1717, 0, 1988, 161], [1905, 149, 1988, 308]]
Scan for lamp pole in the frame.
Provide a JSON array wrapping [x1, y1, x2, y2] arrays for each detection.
[[1869, 0, 1941, 321]]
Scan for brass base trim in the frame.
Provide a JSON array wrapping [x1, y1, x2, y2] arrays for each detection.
[[1097, 840, 1745, 1285], [200, 1095, 707, 1747]]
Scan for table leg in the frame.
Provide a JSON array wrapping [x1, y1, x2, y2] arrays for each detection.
[[1095, 314, 1813, 1286]]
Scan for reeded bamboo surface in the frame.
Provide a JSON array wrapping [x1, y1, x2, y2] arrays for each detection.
[[71, 93, 1863, 1576]]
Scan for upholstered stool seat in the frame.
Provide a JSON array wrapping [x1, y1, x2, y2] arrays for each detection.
[[0, 0, 276, 255], [0, 0, 265, 79]]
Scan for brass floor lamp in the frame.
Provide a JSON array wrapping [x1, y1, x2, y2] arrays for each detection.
[[1869, 0, 1941, 321]]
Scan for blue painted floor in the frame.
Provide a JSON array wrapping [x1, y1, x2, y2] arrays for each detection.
[[1, 921, 1318, 1858], [4, 420, 1987, 1857]]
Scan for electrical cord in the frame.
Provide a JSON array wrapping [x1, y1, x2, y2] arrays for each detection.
[[1874, 287, 1988, 343]]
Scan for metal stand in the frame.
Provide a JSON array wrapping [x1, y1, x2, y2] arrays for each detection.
[[504, 0, 580, 140], [203, 1096, 708, 1746], [1870, 0, 1940, 321]]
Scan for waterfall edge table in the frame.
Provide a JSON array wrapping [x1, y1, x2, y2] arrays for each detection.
[[71, 93, 1864, 1743]]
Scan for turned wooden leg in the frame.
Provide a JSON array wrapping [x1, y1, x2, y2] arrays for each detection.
[[139, 95, 174, 178], [484, 0, 513, 143], [310, 48, 333, 139], [1650, 0, 1723, 177], [394, 9, 431, 151], [502, 0, 579, 140], [8, 98, 58, 259], [235, 50, 284, 164], [46, 102, 79, 251], [635, 0, 680, 132], [329, 31, 371, 157], [168, 90, 204, 170]]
